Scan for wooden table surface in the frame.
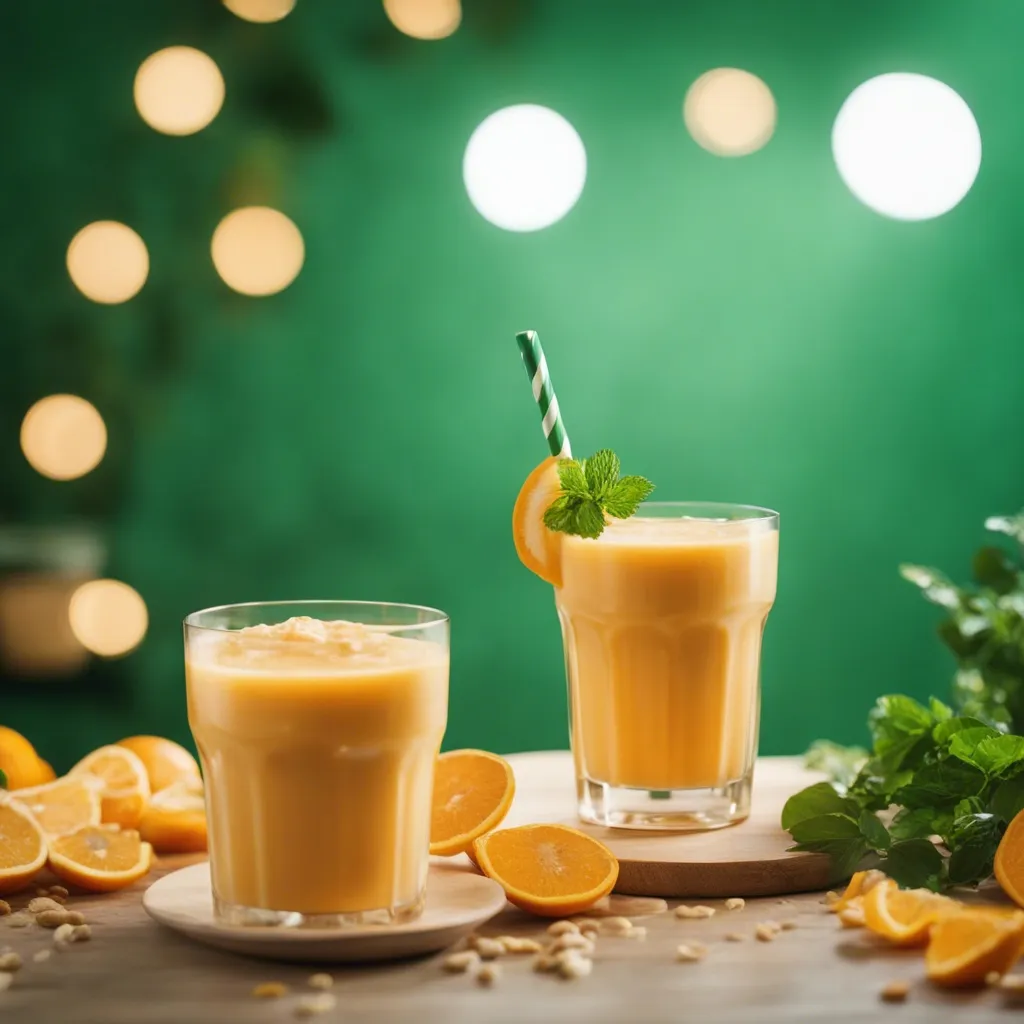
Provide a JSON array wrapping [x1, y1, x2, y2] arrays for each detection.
[[1, 852, 1017, 1023]]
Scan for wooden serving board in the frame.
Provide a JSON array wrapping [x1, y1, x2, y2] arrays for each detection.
[[501, 752, 831, 899]]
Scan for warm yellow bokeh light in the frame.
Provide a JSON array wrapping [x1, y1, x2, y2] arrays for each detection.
[[684, 68, 776, 157], [66, 221, 149, 304], [20, 395, 107, 481], [223, 0, 297, 23], [211, 207, 304, 296], [384, 0, 461, 40], [134, 46, 225, 136], [69, 580, 148, 658]]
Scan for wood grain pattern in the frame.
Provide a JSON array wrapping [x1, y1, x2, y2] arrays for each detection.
[[143, 861, 506, 962], [500, 752, 832, 897]]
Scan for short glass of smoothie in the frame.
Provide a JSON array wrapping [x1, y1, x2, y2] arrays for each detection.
[[184, 600, 449, 928], [557, 503, 778, 830]]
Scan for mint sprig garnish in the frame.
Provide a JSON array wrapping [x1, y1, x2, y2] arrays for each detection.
[[543, 449, 654, 539]]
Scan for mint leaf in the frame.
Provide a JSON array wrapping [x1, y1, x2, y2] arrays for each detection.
[[992, 775, 1024, 824], [884, 839, 945, 890], [933, 716, 990, 744], [946, 813, 1000, 885], [0, 768, 6, 789], [859, 810, 891, 851], [788, 812, 862, 843], [972, 734, 1024, 777], [542, 449, 655, 540], [948, 726, 1003, 769], [889, 807, 949, 842], [791, 838, 870, 883], [893, 760, 986, 809], [583, 449, 620, 498], [781, 783, 859, 831]]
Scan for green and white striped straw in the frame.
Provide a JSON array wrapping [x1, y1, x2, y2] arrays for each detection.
[[516, 330, 572, 459]]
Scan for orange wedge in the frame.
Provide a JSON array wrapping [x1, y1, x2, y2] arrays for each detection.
[[12, 775, 102, 838], [0, 797, 48, 894], [430, 749, 515, 857], [116, 735, 201, 794], [926, 909, 1024, 987], [48, 824, 153, 892], [996, 808, 1024, 910], [862, 879, 958, 946], [512, 456, 564, 587], [69, 745, 150, 828], [138, 779, 207, 854], [0, 725, 50, 790], [838, 895, 866, 928], [472, 823, 618, 917]]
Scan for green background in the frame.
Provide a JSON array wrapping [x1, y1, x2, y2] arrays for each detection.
[[3, 0, 1023, 771]]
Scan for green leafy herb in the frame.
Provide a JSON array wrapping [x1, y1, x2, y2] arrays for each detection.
[[784, 693, 1024, 890], [0, 768, 6, 789], [543, 449, 654, 540]]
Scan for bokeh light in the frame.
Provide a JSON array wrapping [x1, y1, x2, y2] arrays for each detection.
[[66, 221, 149, 304], [0, 576, 88, 676], [134, 46, 225, 136], [832, 73, 981, 221], [223, 0, 297, 22], [684, 68, 776, 157], [384, 0, 461, 40], [463, 104, 587, 232], [211, 207, 305, 296], [68, 580, 148, 658], [20, 395, 107, 481]]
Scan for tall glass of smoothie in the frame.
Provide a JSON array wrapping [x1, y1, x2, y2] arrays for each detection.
[[184, 600, 449, 927]]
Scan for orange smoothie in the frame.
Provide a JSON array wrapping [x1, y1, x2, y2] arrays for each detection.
[[556, 513, 778, 795], [186, 615, 448, 921]]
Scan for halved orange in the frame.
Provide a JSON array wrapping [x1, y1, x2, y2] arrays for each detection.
[[48, 824, 153, 893], [472, 823, 619, 917], [996, 808, 1024, 910], [430, 749, 515, 857], [862, 879, 958, 947], [926, 909, 1024, 987], [512, 456, 564, 587], [138, 779, 207, 854], [69, 745, 150, 828], [116, 735, 201, 794], [0, 797, 48, 894], [12, 775, 102, 837], [35, 760, 57, 785], [0, 725, 50, 790]]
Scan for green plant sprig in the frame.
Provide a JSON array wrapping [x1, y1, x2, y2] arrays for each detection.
[[543, 449, 654, 539]]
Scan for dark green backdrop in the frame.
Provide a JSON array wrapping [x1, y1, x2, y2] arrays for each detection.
[[3, 0, 1023, 770]]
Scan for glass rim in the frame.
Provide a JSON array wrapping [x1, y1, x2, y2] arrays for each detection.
[[183, 599, 450, 634], [637, 500, 778, 521]]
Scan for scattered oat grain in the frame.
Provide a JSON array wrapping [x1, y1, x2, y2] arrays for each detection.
[[675, 943, 707, 962], [0, 973, 12, 993], [625, 926, 647, 940], [533, 953, 559, 973], [35, 888, 49, 898], [308, 973, 333, 990], [880, 980, 910, 1003], [32, 949, 51, 964], [557, 952, 593, 979], [600, 917, 633, 936], [675, 905, 715, 920], [252, 981, 288, 999], [52, 924, 75, 945], [0, 953, 21, 973], [70, 924, 90, 943], [49, 886, 69, 901], [28, 898, 63, 916], [475, 937, 505, 960], [577, 920, 600, 938], [499, 937, 541, 954], [823, 890, 839, 906], [780, 921, 798, 931], [476, 962, 501, 986], [0, 902, 9, 917], [442, 950, 480, 973], [5, 914, 29, 929], [549, 933, 594, 955], [294, 992, 336, 1017], [725, 932, 745, 942], [755, 923, 778, 942], [998, 974, 1024, 992], [547, 920, 579, 937], [724, 898, 745, 911]]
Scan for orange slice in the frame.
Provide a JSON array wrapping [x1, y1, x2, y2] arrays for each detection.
[[69, 745, 150, 828], [0, 797, 48, 894], [0, 725, 49, 790], [472, 823, 618, 917], [862, 879, 958, 946], [12, 775, 102, 838], [838, 895, 866, 928], [512, 456, 564, 587], [48, 824, 153, 892], [926, 909, 1024, 987], [430, 749, 515, 856], [138, 779, 207, 854], [996, 808, 1024, 910], [116, 735, 201, 794]]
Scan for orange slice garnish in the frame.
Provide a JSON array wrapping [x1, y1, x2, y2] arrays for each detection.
[[862, 879, 958, 947], [116, 735, 201, 794], [138, 779, 207, 854], [512, 456, 564, 587], [926, 909, 1024, 987], [0, 797, 48, 894], [472, 823, 619, 917], [48, 824, 153, 893], [69, 745, 150, 828], [429, 749, 515, 857], [12, 775, 102, 838]]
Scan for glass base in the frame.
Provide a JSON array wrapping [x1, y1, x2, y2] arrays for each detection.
[[213, 890, 425, 929], [577, 772, 752, 831]]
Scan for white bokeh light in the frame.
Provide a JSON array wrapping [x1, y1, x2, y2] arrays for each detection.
[[463, 105, 587, 232], [832, 73, 981, 221]]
